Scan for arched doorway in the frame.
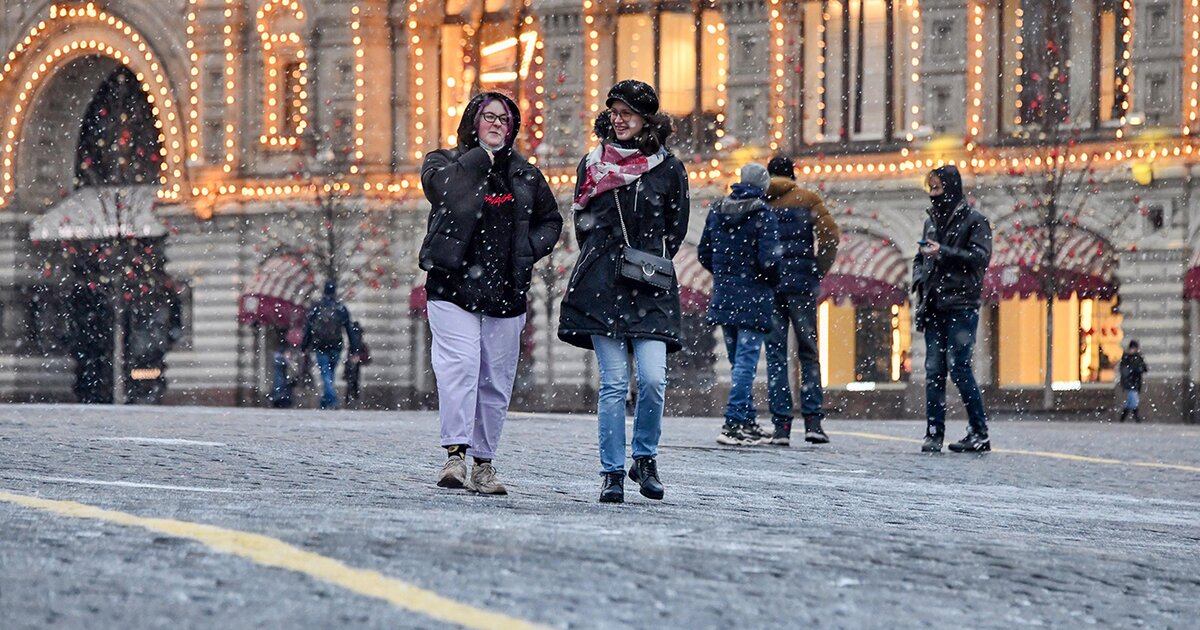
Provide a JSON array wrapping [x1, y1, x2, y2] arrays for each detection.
[[27, 59, 182, 404]]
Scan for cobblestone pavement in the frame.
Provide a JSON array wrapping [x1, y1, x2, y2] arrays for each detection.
[[2, 404, 1198, 629]]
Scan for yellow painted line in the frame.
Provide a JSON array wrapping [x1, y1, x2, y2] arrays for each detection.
[[0, 490, 551, 630], [828, 431, 1200, 473]]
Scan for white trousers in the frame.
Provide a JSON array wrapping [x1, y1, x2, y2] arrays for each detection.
[[427, 300, 525, 459]]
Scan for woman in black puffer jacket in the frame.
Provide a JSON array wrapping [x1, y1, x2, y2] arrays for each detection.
[[558, 80, 690, 504], [420, 91, 562, 496]]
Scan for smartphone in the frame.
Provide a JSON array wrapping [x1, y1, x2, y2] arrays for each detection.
[[917, 239, 929, 246]]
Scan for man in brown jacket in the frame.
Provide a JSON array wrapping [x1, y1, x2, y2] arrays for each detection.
[[762, 156, 840, 446]]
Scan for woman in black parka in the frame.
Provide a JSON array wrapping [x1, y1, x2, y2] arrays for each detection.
[[420, 91, 562, 496], [558, 80, 690, 504]]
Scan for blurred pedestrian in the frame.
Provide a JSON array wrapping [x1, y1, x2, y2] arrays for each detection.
[[420, 91, 562, 495], [558, 80, 689, 503], [700, 163, 781, 447], [1118, 339, 1148, 423], [912, 165, 993, 453], [763, 155, 839, 446], [343, 320, 370, 407], [303, 280, 353, 410]]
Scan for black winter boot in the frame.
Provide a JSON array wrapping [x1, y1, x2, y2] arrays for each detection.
[[1133, 409, 1142, 424], [1118, 408, 1129, 423], [599, 472, 625, 503], [921, 428, 944, 453], [628, 457, 665, 500], [948, 431, 991, 453], [804, 416, 830, 444]]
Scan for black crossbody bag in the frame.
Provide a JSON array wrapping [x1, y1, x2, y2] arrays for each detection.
[[613, 180, 674, 291]]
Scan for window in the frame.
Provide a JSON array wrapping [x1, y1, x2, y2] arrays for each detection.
[[612, 1, 728, 152], [440, 1, 546, 153], [1094, 0, 1131, 126], [256, 1, 309, 149], [929, 19, 957, 59], [1145, 71, 1175, 124], [819, 302, 912, 387], [1146, 3, 1172, 44], [995, 296, 1122, 386], [930, 86, 953, 134], [798, 0, 919, 145]]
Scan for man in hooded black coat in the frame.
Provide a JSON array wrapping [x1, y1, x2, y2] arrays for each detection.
[[912, 165, 993, 453]]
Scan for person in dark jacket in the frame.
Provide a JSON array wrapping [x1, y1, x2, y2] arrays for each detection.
[[763, 155, 840, 446], [912, 165, 993, 453], [700, 163, 781, 447], [1118, 339, 1148, 423], [420, 90, 563, 495], [343, 320, 370, 407], [558, 80, 690, 504], [303, 280, 353, 409]]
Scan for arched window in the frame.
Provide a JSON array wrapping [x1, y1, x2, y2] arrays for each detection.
[[613, 1, 728, 152], [440, 0, 545, 153], [257, 0, 309, 148]]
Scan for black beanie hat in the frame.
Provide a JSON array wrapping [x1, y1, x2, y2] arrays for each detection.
[[768, 155, 795, 180], [606, 80, 660, 117]]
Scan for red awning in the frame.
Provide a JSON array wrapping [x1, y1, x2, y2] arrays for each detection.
[[673, 244, 711, 315], [984, 227, 1117, 301], [238, 255, 316, 328], [1185, 249, 1200, 300], [818, 232, 908, 307]]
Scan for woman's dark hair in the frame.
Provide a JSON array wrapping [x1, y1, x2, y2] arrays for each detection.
[[594, 110, 673, 155]]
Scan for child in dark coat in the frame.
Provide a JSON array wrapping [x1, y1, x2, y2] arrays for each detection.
[[699, 163, 781, 446]]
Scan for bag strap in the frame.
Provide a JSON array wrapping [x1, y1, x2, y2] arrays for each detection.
[[612, 180, 666, 256], [612, 180, 638, 248]]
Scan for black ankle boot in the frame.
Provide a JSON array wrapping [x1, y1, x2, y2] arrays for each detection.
[[922, 429, 944, 453], [948, 431, 991, 453], [1119, 408, 1129, 423], [628, 457, 664, 500], [599, 472, 624, 503], [804, 416, 830, 444]]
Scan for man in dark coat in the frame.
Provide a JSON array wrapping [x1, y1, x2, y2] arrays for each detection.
[[700, 163, 781, 446], [912, 165, 993, 453], [763, 155, 840, 446], [1118, 339, 1148, 423], [303, 280, 353, 409]]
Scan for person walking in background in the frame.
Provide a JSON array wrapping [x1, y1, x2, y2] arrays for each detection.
[[270, 329, 298, 409], [421, 91, 563, 495], [699, 163, 781, 447], [763, 155, 839, 446], [912, 165, 993, 454], [303, 280, 353, 410], [1118, 340, 1148, 423], [558, 80, 689, 504], [343, 320, 370, 408]]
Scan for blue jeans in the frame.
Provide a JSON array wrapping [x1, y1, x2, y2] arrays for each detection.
[[766, 294, 825, 425], [924, 309, 987, 435], [592, 336, 667, 474], [721, 326, 765, 425], [315, 350, 341, 409], [1124, 389, 1140, 410]]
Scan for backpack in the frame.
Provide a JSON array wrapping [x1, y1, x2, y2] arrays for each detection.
[[309, 302, 344, 349]]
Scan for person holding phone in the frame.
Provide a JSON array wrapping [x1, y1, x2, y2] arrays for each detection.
[[912, 165, 992, 453]]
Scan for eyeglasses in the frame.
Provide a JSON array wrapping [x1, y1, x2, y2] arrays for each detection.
[[608, 109, 639, 121], [480, 112, 511, 128]]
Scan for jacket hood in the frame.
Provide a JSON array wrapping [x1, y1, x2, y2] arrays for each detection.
[[456, 91, 521, 152], [712, 196, 768, 223], [929, 165, 964, 213]]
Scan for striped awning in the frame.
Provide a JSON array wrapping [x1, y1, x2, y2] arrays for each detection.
[[984, 227, 1117, 300], [819, 232, 908, 307], [238, 255, 316, 328], [673, 244, 711, 315]]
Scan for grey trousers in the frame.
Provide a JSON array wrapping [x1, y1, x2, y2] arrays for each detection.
[[427, 300, 525, 460]]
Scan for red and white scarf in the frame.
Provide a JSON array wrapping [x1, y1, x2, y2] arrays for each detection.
[[571, 143, 665, 213]]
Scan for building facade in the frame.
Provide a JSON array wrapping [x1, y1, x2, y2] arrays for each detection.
[[0, 0, 1195, 421]]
